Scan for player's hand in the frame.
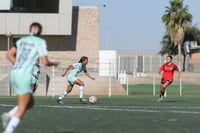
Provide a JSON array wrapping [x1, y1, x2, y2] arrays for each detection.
[[62, 74, 65, 77], [91, 77, 95, 80]]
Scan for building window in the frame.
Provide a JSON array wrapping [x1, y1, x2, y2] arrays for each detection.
[[0, 0, 59, 13]]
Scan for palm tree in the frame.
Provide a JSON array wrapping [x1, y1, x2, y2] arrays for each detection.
[[159, 32, 178, 56], [162, 0, 192, 68], [160, 25, 200, 71]]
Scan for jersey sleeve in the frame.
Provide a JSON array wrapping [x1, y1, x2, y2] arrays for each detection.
[[38, 40, 48, 57], [159, 64, 165, 71], [73, 63, 79, 68], [174, 64, 179, 71]]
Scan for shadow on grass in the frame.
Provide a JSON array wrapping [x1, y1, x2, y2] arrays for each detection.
[[162, 100, 187, 102]]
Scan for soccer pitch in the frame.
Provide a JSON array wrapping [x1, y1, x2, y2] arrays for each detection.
[[1, 95, 200, 133]]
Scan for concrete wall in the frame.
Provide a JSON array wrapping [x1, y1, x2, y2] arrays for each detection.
[[190, 53, 200, 68], [47, 6, 100, 65], [0, 6, 100, 63]]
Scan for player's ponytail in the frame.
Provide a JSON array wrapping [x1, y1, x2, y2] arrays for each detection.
[[79, 56, 88, 63]]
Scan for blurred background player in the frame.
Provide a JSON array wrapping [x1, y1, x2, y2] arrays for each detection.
[[32, 59, 40, 93], [157, 55, 180, 102], [2, 22, 59, 133], [57, 56, 95, 104]]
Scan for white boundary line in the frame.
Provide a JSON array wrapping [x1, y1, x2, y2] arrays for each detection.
[[1, 104, 200, 114]]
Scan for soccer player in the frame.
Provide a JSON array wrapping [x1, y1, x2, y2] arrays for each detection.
[[2, 22, 59, 133], [32, 59, 41, 93], [157, 55, 180, 102], [57, 56, 95, 104]]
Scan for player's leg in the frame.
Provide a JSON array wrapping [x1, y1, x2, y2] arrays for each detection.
[[160, 81, 171, 96], [162, 81, 171, 96], [157, 83, 165, 102], [160, 83, 165, 97], [5, 84, 35, 121], [57, 75, 75, 103], [58, 84, 73, 100], [57, 85, 73, 104], [157, 81, 170, 102], [3, 93, 33, 133], [1, 104, 18, 129], [74, 79, 87, 102]]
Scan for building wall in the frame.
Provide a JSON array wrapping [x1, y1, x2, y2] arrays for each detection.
[[48, 6, 99, 67], [0, 0, 72, 35], [190, 53, 200, 69], [0, 6, 99, 67]]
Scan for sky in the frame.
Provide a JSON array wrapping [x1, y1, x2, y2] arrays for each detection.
[[73, 0, 200, 53]]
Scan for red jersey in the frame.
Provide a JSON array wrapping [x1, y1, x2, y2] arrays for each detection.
[[159, 63, 179, 82]]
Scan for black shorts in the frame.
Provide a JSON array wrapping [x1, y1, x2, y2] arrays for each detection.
[[161, 80, 172, 84]]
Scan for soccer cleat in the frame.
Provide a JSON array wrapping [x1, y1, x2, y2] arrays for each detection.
[[80, 98, 88, 102], [157, 96, 164, 102], [1, 112, 11, 129], [57, 99, 64, 104]]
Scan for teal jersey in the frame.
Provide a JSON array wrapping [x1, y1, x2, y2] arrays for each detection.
[[13, 36, 47, 74], [68, 63, 86, 77]]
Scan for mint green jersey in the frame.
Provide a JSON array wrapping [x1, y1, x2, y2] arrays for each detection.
[[10, 36, 47, 94], [67, 63, 86, 85], [13, 36, 47, 74]]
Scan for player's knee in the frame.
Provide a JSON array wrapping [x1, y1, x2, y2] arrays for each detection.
[[80, 82, 84, 86], [68, 89, 72, 93]]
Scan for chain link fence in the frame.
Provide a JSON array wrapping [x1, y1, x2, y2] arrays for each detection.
[[1, 54, 200, 96]]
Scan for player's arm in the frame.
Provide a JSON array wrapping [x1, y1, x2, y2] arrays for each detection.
[[158, 70, 162, 75], [158, 64, 164, 74], [40, 56, 59, 67], [84, 71, 95, 80], [6, 46, 17, 65], [62, 65, 73, 77]]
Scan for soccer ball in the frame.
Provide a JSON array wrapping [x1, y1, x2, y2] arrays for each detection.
[[89, 96, 97, 104]]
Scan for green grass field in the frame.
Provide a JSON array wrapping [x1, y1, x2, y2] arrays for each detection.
[[1, 84, 200, 133], [124, 84, 200, 96]]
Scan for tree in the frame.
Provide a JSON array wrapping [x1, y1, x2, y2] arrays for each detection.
[[162, 0, 192, 68], [160, 25, 200, 71], [159, 32, 178, 56], [183, 25, 200, 71], [184, 25, 200, 44]]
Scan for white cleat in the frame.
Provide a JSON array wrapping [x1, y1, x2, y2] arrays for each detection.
[[157, 96, 164, 102], [57, 99, 64, 104], [80, 98, 88, 102], [1, 112, 11, 129]]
